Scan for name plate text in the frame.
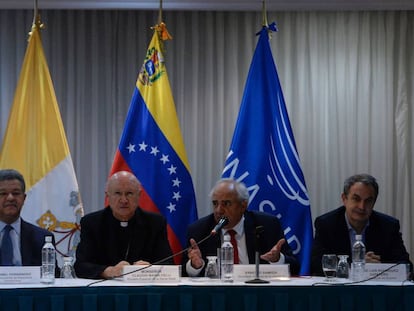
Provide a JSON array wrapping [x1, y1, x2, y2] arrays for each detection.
[[233, 264, 290, 281], [122, 265, 181, 283], [362, 263, 409, 282], [0, 266, 41, 284]]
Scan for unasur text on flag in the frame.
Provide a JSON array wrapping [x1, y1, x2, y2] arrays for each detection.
[[221, 23, 313, 275]]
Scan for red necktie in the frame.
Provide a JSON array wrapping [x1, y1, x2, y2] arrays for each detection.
[[227, 229, 239, 264]]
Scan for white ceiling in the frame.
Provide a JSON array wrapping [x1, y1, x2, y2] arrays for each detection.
[[1, 0, 413, 11]]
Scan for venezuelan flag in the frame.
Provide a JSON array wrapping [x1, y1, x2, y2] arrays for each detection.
[[0, 18, 83, 266], [109, 24, 198, 263]]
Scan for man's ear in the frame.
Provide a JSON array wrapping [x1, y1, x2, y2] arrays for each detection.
[[341, 193, 347, 204]]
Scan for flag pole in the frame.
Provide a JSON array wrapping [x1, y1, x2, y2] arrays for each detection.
[[31, 0, 44, 34], [262, 0, 268, 27], [158, 0, 163, 25]]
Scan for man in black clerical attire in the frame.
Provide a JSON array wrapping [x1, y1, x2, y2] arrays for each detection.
[[74, 171, 173, 279]]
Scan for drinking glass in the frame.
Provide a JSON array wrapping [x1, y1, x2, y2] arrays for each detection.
[[336, 255, 349, 278], [204, 256, 219, 278], [60, 256, 76, 279], [322, 254, 337, 281]]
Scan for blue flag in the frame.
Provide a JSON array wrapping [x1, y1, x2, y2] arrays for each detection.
[[222, 24, 312, 275]]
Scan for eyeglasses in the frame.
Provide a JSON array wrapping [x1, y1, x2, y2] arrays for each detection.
[[108, 191, 139, 199], [211, 200, 233, 208], [0, 191, 24, 199]]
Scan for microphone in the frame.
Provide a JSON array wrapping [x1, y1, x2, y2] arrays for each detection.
[[211, 216, 229, 235]]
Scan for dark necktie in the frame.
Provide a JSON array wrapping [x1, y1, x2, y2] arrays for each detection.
[[227, 229, 239, 264], [1, 225, 13, 266]]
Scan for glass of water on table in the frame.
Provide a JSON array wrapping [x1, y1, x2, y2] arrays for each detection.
[[322, 254, 338, 281]]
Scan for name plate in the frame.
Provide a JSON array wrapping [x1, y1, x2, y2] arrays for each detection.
[[233, 264, 290, 281], [362, 263, 409, 282], [122, 265, 181, 283], [0, 266, 41, 284]]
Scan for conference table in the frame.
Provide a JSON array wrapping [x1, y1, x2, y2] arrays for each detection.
[[0, 276, 413, 311]]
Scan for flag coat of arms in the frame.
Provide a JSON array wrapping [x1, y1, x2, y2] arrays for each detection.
[[0, 19, 83, 266], [221, 24, 313, 275], [108, 24, 198, 263]]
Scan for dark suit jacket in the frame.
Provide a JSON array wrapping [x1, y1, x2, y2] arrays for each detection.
[[311, 206, 412, 276], [20, 218, 55, 266], [74, 207, 173, 279], [182, 210, 300, 276]]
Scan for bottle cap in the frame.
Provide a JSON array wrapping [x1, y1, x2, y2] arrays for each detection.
[[45, 236, 52, 242], [355, 234, 362, 240], [223, 234, 231, 241]]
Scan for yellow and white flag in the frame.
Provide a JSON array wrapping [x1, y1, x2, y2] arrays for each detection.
[[0, 19, 83, 266]]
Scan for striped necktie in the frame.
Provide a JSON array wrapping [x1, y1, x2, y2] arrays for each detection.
[[1, 225, 13, 266]]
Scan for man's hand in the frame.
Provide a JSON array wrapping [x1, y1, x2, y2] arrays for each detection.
[[365, 251, 381, 263], [188, 238, 204, 269], [101, 260, 130, 279], [133, 260, 151, 265], [260, 238, 286, 263]]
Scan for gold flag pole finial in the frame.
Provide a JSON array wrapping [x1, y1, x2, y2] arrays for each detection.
[[152, 0, 173, 42]]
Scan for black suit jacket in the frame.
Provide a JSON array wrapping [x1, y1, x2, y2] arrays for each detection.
[[182, 210, 300, 276], [74, 207, 173, 279], [20, 218, 55, 266], [311, 206, 412, 276]]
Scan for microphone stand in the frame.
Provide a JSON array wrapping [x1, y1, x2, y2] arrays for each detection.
[[245, 226, 269, 284]]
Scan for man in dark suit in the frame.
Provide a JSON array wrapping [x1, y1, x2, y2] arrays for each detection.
[[74, 171, 173, 279], [0, 169, 55, 266], [183, 178, 300, 276], [311, 173, 412, 276]]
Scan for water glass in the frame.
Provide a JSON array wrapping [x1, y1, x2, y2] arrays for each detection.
[[204, 256, 219, 278], [60, 256, 76, 279], [337, 255, 349, 278], [322, 254, 337, 280]]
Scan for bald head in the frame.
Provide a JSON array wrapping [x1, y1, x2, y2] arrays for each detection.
[[106, 171, 141, 192], [105, 171, 142, 221]]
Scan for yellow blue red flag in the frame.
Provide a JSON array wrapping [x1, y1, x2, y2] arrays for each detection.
[[0, 19, 84, 266], [108, 24, 198, 263]]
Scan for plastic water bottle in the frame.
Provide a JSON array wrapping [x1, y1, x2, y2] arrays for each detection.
[[220, 234, 234, 282], [41, 236, 56, 284], [351, 234, 366, 282]]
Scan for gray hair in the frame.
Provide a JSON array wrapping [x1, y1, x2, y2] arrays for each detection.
[[343, 174, 378, 199], [209, 178, 249, 202]]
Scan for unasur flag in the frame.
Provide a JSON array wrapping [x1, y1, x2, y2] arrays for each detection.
[[108, 23, 198, 264], [0, 17, 84, 267], [221, 23, 312, 275]]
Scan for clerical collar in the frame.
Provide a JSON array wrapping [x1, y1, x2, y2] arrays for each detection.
[[120, 221, 128, 227]]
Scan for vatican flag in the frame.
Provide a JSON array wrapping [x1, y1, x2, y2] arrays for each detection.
[[0, 18, 83, 266]]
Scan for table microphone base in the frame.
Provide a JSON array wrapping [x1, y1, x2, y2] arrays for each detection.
[[245, 278, 269, 284]]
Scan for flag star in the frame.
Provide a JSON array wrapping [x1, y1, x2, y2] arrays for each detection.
[[172, 177, 181, 187], [126, 143, 136, 153], [172, 191, 181, 201], [166, 203, 176, 213], [167, 165, 177, 175], [150, 146, 160, 156], [139, 141, 148, 151], [160, 154, 170, 164]]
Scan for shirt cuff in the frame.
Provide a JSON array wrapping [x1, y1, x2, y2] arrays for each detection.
[[269, 253, 285, 264], [185, 259, 205, 276]]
